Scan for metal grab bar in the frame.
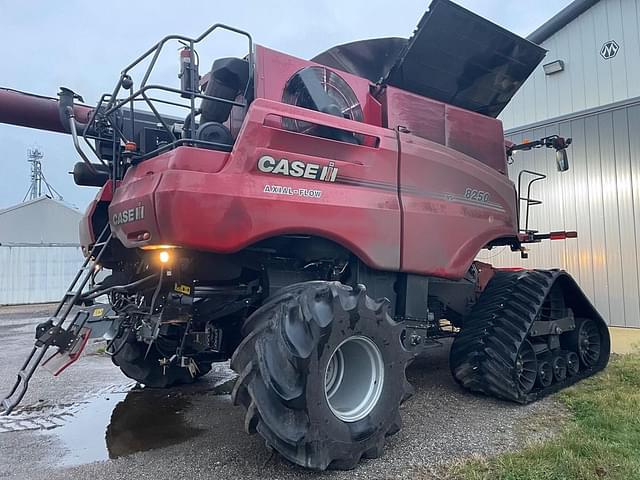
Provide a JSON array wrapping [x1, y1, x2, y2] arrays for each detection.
[[517, 169, 547, 233]]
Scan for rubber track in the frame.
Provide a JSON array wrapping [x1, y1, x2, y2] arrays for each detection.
[[450, 269, 610, 404]]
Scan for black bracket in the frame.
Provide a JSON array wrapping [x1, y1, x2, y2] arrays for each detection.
[[34, 314, 88, 351], [529, 315, 576, 337], [507, 135, 572, 157]]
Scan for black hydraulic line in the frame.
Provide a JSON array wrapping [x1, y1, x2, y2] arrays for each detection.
[[67, 107, 98, 175], [81, 273, 159, 300]]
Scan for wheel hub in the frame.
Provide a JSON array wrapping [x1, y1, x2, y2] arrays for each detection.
[[324, 335, 384, 423], [577, 319, 602, 367]]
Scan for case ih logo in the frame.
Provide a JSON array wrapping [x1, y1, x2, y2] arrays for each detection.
[[258, 155, 338, 182], [112, 205, 145, 225], [600, 40, 619, 59]]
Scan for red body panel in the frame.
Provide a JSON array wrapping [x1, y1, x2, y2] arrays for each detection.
[[383, 86, 508, 174], [91, 46, 520, 279], [79, 180, 114, 255], [109, 99, 402, 270], [398, 134, 516, 277]]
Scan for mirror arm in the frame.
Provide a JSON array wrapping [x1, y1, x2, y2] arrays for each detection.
[[506, 135, 572, 172]]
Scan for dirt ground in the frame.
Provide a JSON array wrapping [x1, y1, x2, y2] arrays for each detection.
[[0, 304, 563, 480]]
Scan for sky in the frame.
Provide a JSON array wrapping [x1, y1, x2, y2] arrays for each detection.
[[0, 0, 573, 210]]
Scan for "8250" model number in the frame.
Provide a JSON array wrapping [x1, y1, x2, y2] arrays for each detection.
[[464, 188, 490, 203]]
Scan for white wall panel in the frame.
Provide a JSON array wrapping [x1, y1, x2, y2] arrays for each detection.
[[0, 246, 84, 305], [479, 103, 640, 327]]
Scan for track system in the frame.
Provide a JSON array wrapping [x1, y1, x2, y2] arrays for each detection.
[[450, 269, 610, 403]]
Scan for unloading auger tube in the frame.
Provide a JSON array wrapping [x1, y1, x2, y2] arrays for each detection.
[[450, 269, 610, 403]]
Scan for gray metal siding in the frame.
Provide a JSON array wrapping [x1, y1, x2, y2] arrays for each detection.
[[479, 102, 640, 327], [0, 246, 84, 305], [0, 198, 82, 244], [501, 0, 640, 130]]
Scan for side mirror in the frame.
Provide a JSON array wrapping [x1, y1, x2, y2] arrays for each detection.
[[555, 148, 569, 172]]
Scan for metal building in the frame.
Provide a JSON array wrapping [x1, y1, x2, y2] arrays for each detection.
[[482, 0, 640, 329], [0, 196, 83, 305]]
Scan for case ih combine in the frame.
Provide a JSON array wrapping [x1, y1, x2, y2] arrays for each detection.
[[0, 0, 609, 470]]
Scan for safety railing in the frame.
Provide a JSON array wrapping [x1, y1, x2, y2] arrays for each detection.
[[79, 23, 253, 175]]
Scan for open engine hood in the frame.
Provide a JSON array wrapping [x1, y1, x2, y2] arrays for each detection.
[[312, 0, 546, 118]]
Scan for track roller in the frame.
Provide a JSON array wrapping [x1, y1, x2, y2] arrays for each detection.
[[552, 355, 567, 382], [565, 351, 580, 376], [566, 318, 603, 367], [515, 340, 537, 395], [536, 360, 553, 388]]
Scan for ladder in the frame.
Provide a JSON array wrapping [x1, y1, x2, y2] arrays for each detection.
[[1, 225, 113, 414]]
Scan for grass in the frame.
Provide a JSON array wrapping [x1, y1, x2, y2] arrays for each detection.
[[447, 353, 640, 480]]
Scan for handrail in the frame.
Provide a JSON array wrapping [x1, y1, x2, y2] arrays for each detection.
[[517, 169, 547, 233], [104, 85, 245, 117], [77, 23, 253, 172], [106, 24, 253, 110]]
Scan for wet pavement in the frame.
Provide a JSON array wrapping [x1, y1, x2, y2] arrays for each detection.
[[0, 304, 563, 480]]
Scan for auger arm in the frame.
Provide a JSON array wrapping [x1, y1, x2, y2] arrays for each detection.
[[0, 87, 94, 134]]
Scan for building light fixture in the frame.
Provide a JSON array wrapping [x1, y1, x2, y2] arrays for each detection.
[[543, 60, 565, 75]]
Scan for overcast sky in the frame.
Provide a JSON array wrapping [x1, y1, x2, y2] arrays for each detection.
[[0, 0, 572, 210]]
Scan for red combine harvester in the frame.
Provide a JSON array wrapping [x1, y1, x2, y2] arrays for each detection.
[[0, 0, 609, 470]]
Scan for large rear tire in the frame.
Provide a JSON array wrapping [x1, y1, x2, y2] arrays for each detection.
[[112, 338, 212, 388], [231, 281, 411, 470]]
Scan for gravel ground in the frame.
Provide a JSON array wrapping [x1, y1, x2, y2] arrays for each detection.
[[0, 304, 565, 480]]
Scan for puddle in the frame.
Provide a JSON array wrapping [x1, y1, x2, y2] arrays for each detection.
[[3, 363, 239, 466], [52, 389, 203, 466]]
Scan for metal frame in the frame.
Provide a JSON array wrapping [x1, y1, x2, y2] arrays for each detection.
[[517, 169, 547, 233], [77, 24, 253, 181]]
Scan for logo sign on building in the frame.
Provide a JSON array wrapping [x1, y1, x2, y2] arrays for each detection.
[[600, 40, 619, 59]]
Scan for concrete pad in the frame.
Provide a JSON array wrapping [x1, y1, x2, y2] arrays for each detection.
[[609, 327, 640, 354]]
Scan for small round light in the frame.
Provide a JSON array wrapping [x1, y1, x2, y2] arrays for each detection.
[[159, 251, 170, 264]]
